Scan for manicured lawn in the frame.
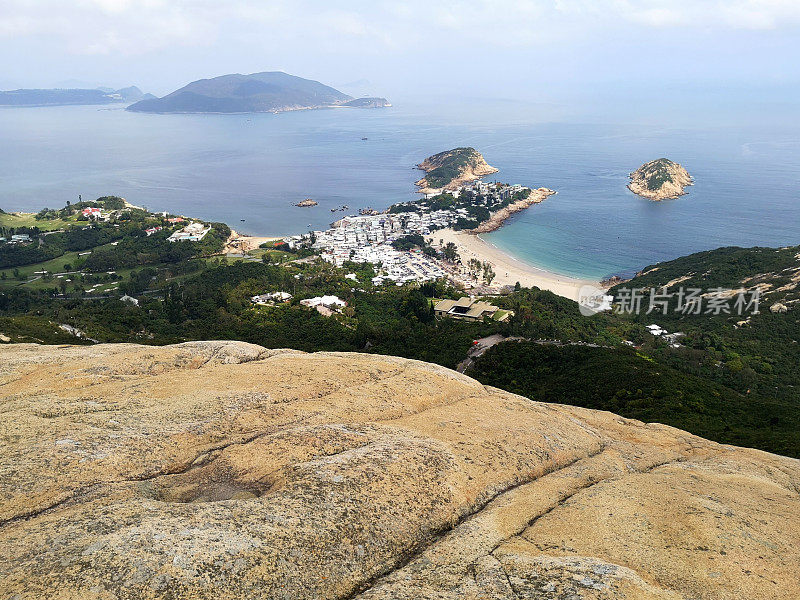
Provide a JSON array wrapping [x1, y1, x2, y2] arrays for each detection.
[[0, 245, 118, 291], [243, 248, 294, 263], [0, 249, 87, 284], [0, 212, 77, 231]]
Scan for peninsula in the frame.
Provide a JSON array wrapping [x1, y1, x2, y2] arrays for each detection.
[[469, 187, 556, 233], [628, 158, 693, 200], [0, 86, 152, 107], [127, 71, 390, 114], [415, 147, 498, 194], [300, 167, 576, 297]]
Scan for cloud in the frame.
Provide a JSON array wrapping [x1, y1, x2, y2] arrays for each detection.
[[0, 0, 213, 54], [0, 0, 798, 75], [603, 0, 800, 30]]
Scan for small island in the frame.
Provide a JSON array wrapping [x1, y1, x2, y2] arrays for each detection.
[[415, 147, 499, 194], [294, 198, 318, 207], [628, 158, 693, 200]]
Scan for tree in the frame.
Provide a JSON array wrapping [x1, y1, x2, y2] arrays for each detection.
[[443, 242, 459, 263], [483, 263, 496, 285], [391, 234, 425, 251], [422, 245, 437, 258]]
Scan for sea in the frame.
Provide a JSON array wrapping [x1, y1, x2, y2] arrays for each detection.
[[1, 98, 798, 280]]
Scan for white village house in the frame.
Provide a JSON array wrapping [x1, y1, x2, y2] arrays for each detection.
[[299, 295, 346, 309], [251, 292, 293, 305], [168, 222, 211, 242]]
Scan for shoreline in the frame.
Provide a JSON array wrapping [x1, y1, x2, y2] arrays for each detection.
[[415, 165, 499, 195], [431, 228, 599, 301], [470, 187, 556, 234], [224, 230, 284, 254]]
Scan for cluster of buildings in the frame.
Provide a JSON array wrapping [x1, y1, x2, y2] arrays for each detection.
[[422, 181, 524, 202], [167, 222, 211, 243], [278, 181, 529, 288], [646, 324, 685, 348], [80, 206, 121, 222], [621, 325, 685, 350], [251, 291, 292, 305], [307, 211, 454, 258], [282, 210, 463, 286], [299, 295, 346, 310], [0, 234, 32, 245], [281, 212, 454, 285], [368, 251, 448, 286], [250, 292, 347, 318]]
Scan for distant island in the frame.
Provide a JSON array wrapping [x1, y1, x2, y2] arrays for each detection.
[[628, 158, 693, 200], [127, 71, 390, 114], [415, 147, 499, 194], [0, 86, 152, 107], [294, 198, 318, 207]]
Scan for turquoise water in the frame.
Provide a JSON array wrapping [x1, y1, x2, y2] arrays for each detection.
[[1, 102, 798, 279]]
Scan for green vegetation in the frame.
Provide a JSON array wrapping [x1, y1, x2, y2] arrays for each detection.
[[606, 245, 800, 404], [463, 245, 800, 458], [0, 197, 229, 296], [127, 72, 354, 114], [0, 211, 75, 231], [618, 245, 799, 292], [1, 199, 798, 459], [390, 234, 437, 257], [389, 187, 531, 231], [470, 343, 798, 457], [0, 315, 93, 345], [391, 233, 426, 251], [0, 87, 147, 107], [641, 158, 677, 191], [0, 255, 622, 369], [420, 147, 484, 189]]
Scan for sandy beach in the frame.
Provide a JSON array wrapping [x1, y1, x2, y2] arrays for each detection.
[[431, 228, 599, 301], [224, 230, 284, 254]]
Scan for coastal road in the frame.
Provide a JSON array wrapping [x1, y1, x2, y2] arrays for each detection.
[[456, 334, 525, 373]]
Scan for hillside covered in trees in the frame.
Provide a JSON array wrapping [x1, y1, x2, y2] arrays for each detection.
[[1, 205, 798, 457]]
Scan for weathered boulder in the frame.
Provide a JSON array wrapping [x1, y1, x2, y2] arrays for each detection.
[[1, 341, 798, 599]]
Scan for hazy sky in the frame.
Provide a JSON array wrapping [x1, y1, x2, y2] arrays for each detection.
[[2, 0, 799, 104]]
